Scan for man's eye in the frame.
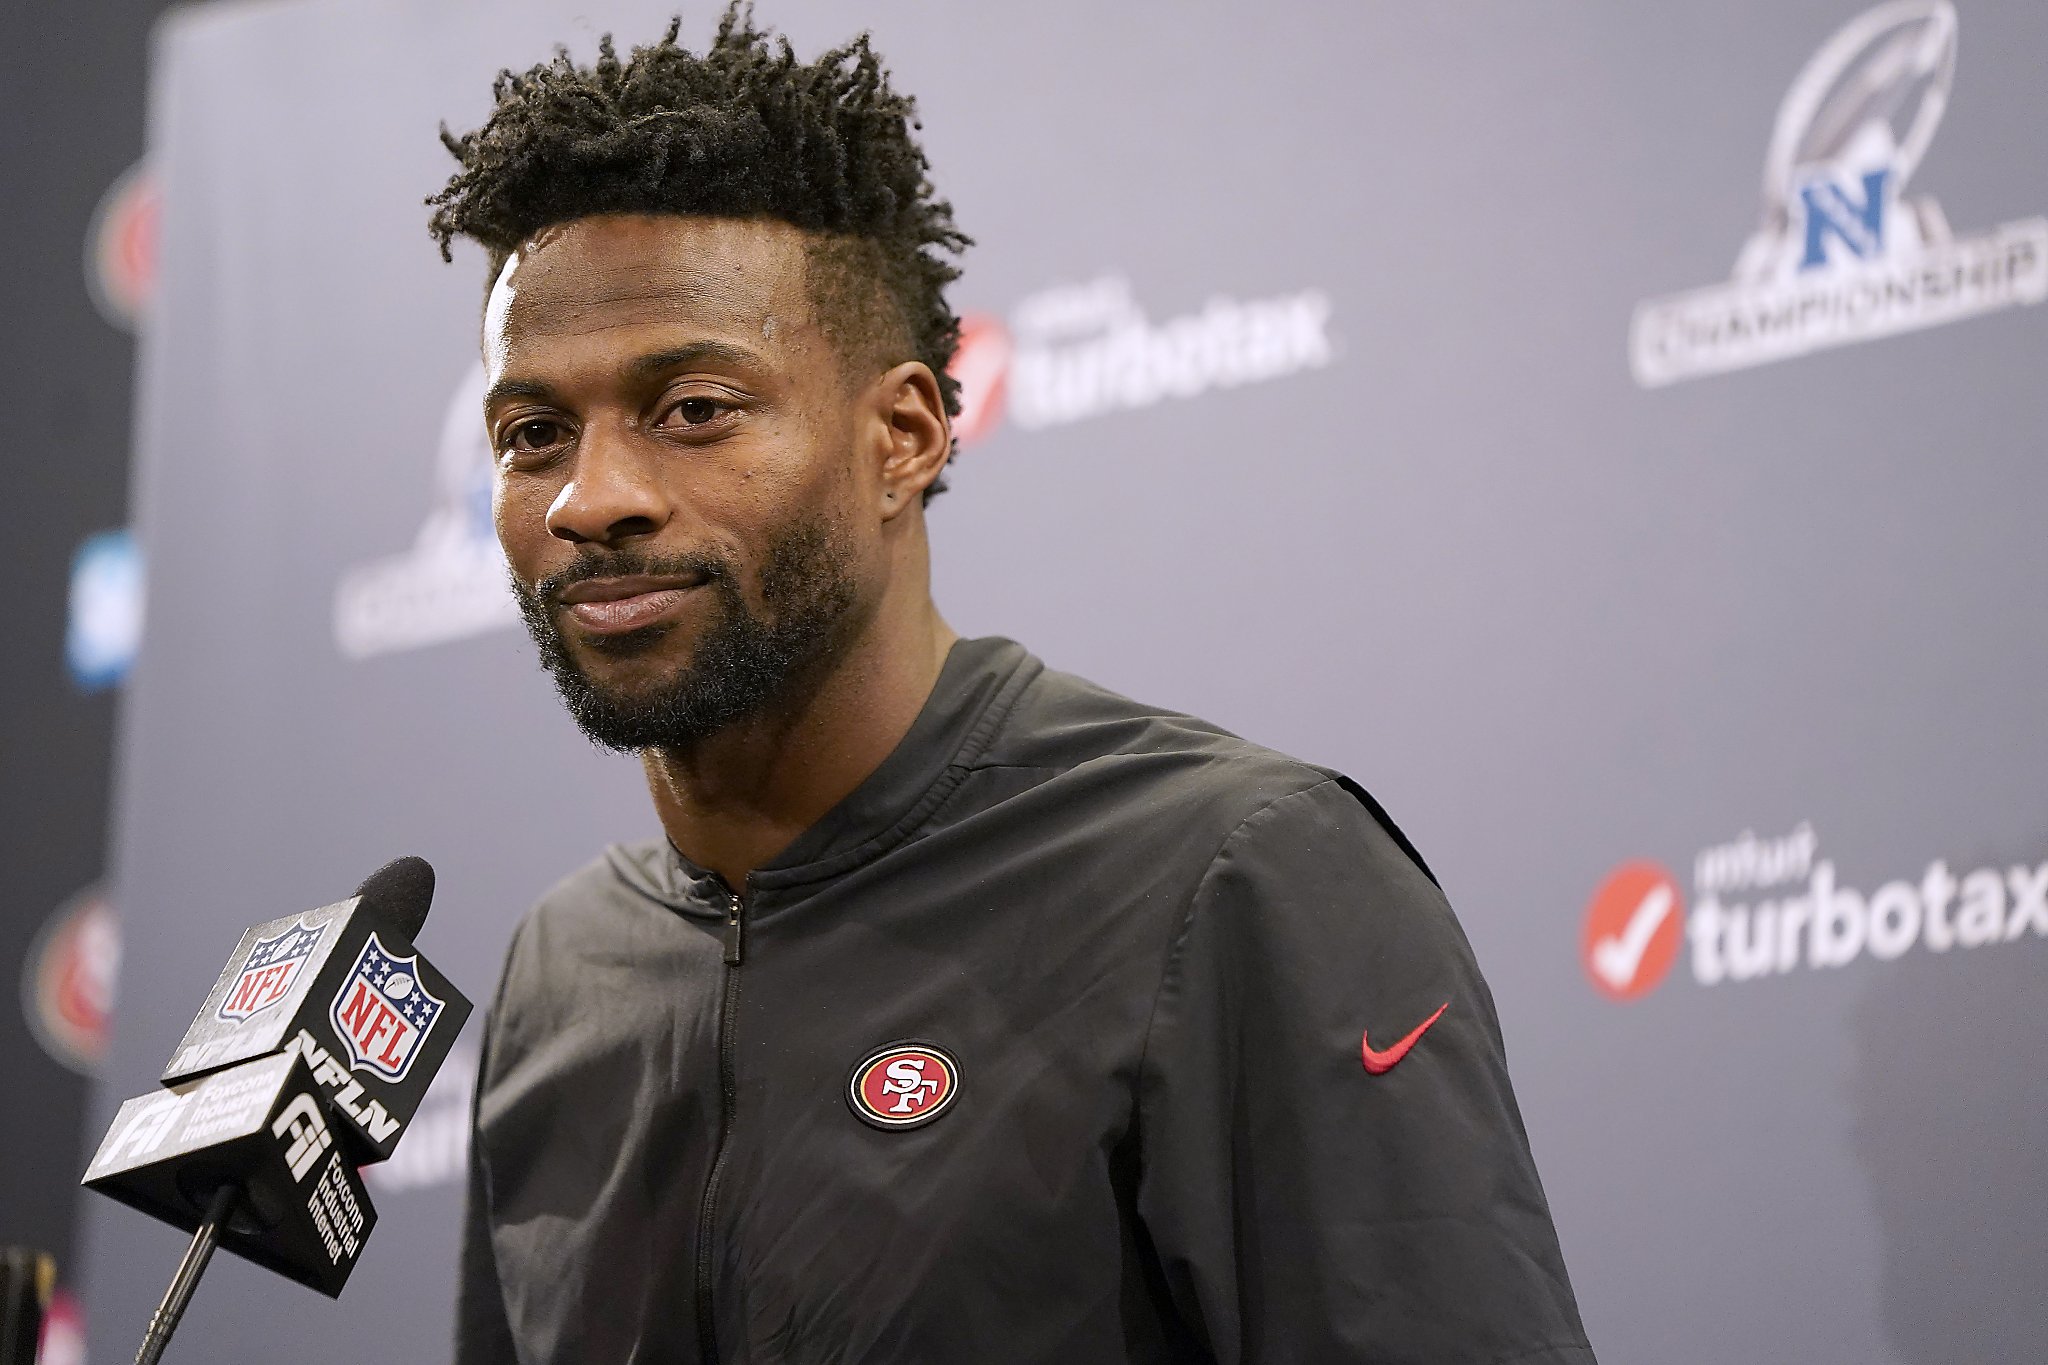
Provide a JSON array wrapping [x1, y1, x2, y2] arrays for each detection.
[[505, 419, 564, 452], [670, 397, 726, 426]]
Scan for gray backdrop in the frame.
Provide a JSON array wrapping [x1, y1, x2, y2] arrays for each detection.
[[79, 1, 2048, 1362]]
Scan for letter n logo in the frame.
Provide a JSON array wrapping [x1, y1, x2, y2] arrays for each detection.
[[1798, 167, 1890, 270]]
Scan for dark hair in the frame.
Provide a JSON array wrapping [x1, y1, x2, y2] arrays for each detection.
[[427, 5, 970, 499]]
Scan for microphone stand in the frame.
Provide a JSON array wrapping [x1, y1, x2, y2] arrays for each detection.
[[134, 1184, 238, 1365]]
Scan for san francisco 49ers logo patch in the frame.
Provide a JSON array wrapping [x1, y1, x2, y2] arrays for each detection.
[[847, 1041, 960, 1130]]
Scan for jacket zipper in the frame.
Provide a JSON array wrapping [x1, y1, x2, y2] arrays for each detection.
[[695, 884, 747, 1364]]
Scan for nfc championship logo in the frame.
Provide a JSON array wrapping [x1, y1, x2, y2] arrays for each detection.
[[328, 932, 445, 1082], [1631, 1, 2047, 386], [331, 361, 516, 659], [217, 920, 326, 1024]]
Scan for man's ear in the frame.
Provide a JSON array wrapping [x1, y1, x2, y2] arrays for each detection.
[[869, 361, 951, 520]]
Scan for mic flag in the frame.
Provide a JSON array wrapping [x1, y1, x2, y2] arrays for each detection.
[[80, 856, 471, 1343], [156, 857, 472, 1163], [82, 1050, 378, 1297]]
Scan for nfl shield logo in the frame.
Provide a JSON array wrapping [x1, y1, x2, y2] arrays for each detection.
[[328, 932, 445, 1082], [217, 920, 326, 1023]]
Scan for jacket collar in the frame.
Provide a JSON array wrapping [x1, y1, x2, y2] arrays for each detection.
[[609, 636, 1037, 914]]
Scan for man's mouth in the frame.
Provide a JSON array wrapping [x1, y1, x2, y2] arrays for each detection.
[[553, 574, 705, 635]]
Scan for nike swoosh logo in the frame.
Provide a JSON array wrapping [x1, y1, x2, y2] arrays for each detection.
[[1361, 1002, 1450, 1075]]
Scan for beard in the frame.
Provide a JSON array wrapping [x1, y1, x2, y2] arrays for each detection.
[[510, 514, 861, 754]]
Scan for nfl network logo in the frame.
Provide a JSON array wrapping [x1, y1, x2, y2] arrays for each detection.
[[1631, 0, 2047, 386], [329, 933, 445, 1081], [217, 920, 326, 1023]]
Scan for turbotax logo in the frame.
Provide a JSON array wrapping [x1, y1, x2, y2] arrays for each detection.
[[1630, 1, 2046, 386], [948, 275, 1334, 445], [1584, 823, 2048, 1001]]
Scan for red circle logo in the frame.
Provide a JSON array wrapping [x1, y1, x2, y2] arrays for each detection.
[[848, 1042, 960, 1129], [21, 887, 119, 1072], [1581, 861, 1684, 1001], [86, 161, 160, 331], [947, 313, 1012, 447]]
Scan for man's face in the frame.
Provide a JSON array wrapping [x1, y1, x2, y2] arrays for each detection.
[[482, 214, 877, 751]]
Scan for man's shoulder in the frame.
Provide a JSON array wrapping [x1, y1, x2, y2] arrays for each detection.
[[983, 650, 1434, 885], [486, 842, 708, 1037], [991, 652, 1325, 791], [511, 842, 684, 945]]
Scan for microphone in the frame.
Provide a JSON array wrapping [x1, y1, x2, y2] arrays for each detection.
[[352, 854, 434, 942], [80, 858, 473, 1360], [156, 855, 472, 1162]]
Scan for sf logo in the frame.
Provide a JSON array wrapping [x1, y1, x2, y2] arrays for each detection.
[[879, 1057, 941, 1112], [849, 1042, 961, 1130]]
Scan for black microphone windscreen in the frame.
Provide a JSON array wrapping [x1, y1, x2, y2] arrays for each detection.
[[352, 855, 435, 940]]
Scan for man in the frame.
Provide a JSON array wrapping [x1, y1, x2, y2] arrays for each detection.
[[432, 10, 1594, 1363]]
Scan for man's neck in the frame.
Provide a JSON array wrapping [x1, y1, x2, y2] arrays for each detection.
[[640, 601, 957, 891]]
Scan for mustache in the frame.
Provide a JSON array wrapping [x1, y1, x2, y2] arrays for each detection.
[[531, 548, 732, 606]]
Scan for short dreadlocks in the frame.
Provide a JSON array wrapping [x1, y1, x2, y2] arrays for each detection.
[[427, 5, 971, 499]]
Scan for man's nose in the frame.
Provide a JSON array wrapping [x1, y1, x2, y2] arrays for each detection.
[[545, 425, 668, 546]]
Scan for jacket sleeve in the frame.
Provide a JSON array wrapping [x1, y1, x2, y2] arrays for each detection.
[[1134, 778, 1594, 1365], [455, 947, 522, 1365]]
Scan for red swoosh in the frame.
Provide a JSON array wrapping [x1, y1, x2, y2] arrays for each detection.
[[1361, 1001, 1450, 1075]]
